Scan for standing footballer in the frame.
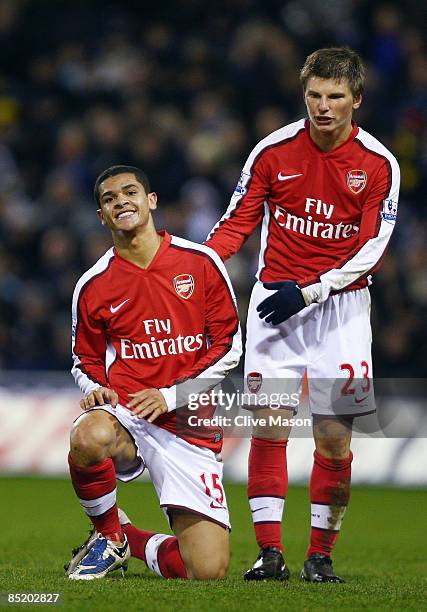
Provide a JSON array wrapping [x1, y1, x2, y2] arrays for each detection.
[[67, 165, 241, 580], [206, 47, 400, 582]]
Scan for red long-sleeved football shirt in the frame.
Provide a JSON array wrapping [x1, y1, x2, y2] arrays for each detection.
[[72, 232, 242, 451], [206, 119, 400, 305]]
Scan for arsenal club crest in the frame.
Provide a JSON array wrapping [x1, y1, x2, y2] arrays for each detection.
[[347, 169, 367, 194], [173, 274, 194, 299], [247, 371, 263, 393]]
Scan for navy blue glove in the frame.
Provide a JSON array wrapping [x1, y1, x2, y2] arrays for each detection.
[[257, 281, 306, 325]]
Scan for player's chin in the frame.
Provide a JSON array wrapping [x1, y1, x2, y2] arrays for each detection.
[[112, 218, 141, 232]]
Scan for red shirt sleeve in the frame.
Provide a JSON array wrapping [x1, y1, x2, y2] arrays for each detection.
[[72, 286, 108, 393], [205, 155, 269, 260]]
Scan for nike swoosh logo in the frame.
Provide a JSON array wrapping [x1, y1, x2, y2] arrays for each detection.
[[277, 172, 303, 181], [210, 501, 224, 509], [251, 506, 269, 513], [115, 543, 129, 558], [355, 395, 368, 404], [110, 299, 130, 314]]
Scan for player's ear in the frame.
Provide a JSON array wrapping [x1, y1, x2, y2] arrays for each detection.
[[97, 208, 107, 225], [353, 93, 362, 110], [147, 192, 158, 211]]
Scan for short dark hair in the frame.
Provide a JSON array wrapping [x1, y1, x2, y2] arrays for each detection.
[[94, 165, 151, 206], [300, 47, 365, 97]]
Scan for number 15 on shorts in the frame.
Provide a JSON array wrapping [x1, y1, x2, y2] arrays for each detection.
[[200, 473, 225, 509]]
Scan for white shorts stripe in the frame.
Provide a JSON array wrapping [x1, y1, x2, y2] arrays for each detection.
[[79, 488, 116, 517], [145, 534, 171, 577], [249, 496, 285, 523], [310, 503, 347, 531]]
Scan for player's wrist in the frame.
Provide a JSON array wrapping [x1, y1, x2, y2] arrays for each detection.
[[300, 283, 322, 306], [159, 387, 176, 412]]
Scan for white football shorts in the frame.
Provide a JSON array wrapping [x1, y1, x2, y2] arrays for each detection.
[[75, 404, 230, 529], [245, 282, 375, 417]]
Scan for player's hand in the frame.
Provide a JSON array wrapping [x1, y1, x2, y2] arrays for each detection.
[[127, 389, 168, 422], [80, 387, 119, 411], [257, 281, 306, 325]]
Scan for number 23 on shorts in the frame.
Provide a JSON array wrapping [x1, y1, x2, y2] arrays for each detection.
[[340, 360, 371, 397]]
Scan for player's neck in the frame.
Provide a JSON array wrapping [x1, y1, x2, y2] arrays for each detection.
[[309, 121, 353, 152], [113, 224, 163, 269]]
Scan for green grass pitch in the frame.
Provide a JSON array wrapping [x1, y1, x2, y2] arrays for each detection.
[[1, 477, 425, 611]]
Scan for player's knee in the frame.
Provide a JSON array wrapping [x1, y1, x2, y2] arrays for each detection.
[[252, 408, 293, 440], [70, 412, 115, 462], [190, 566, 227, 581], [252, 424, 288, 440], [316, 437, 351, 459], [314, 416, 352, 459], [187, 555, 228, 580]]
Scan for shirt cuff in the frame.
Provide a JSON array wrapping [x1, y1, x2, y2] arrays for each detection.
[[159, 386, 177, 412], [300, 282, 323, 305]]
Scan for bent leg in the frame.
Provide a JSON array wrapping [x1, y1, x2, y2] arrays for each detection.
[[70, 409, 137, 468], [171, 511, 229, 580], [124, 523, 186, 578], [69, 409, 137, 543], [121, 420, 229, 579], [124, 512, 228, 580]]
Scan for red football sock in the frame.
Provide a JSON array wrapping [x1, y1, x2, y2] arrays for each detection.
[[68, 453, 123, 543], [122, 524, 155, 561], [307, 450, 352, 558], [123, 524, 187, 579], [247, 437, 288, 553]]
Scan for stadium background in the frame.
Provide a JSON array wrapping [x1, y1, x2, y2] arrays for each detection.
[[0, 0, 426, 485]]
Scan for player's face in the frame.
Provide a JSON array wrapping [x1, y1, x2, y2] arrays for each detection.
[[97, 173, 157, 232], [304, 77, 362, 136]]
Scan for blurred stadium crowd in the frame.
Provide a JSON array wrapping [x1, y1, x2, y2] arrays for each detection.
[[0, 0, 425, 375]]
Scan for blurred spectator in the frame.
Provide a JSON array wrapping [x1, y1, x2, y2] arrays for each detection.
[[0, 0, 425, 376]]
